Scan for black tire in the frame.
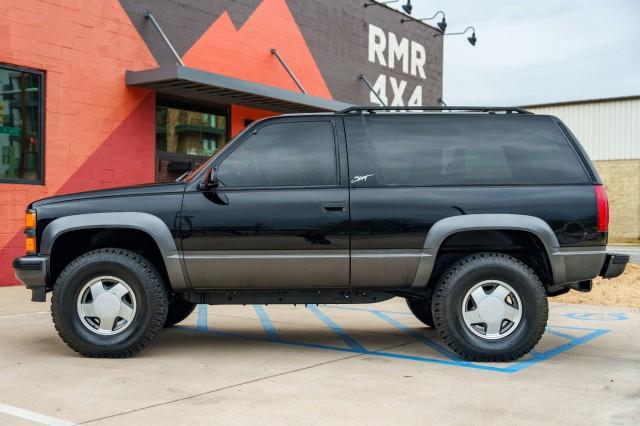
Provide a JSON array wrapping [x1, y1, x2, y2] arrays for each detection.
[[164, 297, 196, 328], [406, 297, 435, 328], [51, 248, 169, 358], [431, 252, 548, 362]]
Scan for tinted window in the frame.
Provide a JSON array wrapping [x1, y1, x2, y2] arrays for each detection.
[[364, 115, 589, 186], [0, 65, 43, 183], [218, 121, 337, 187]]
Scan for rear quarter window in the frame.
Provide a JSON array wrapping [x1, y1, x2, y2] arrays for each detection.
[[364, 114, 590, 186]]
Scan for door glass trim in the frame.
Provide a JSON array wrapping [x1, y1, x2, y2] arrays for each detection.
[[213, 118, 341, 190]]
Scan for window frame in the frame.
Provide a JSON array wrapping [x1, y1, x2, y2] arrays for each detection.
[[0, 63, 45, 185], [361, 114, 593, 188], [212, 117, 342, 191]]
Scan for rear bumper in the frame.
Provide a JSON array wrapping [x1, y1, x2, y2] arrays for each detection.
[[550, 247, 630, 284], [600, 253, 629, 279], [13, 256, 48, 302]]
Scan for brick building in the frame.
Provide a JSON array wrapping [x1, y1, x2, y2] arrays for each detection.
[[0, 0, 443, 285]]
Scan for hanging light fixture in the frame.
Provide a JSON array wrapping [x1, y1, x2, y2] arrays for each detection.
[[364, 0, 399, 9], [401, 10, 447, 33], [434, 26, 477, 46], [401, 0, 412, 15]]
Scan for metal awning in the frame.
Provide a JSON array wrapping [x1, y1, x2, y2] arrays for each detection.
[[125, 66, 351, 113]]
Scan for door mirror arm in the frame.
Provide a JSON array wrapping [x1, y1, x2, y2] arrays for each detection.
[[198, 168, 220, 191]]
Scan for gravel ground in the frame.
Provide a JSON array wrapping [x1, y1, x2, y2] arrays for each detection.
[[555, 263, 640, 308]]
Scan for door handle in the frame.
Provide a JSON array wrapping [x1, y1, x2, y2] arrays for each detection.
[[323, 202, 346, 212]]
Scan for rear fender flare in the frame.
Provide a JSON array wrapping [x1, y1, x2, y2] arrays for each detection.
[[411, 214, 564, 288]]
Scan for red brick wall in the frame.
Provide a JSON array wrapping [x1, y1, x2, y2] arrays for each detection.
[[0, 0, 335, 285], [0, 0, 157, 285]]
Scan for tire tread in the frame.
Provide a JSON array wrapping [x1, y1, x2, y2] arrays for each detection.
[[51, 248, 169, 358], [431, 252, 548, 362]]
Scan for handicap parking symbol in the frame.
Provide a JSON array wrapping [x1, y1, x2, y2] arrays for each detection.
[[563, 312, 628, 321]]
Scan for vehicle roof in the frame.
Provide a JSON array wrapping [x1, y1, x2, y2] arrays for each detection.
[[279, 106, 536, 118]]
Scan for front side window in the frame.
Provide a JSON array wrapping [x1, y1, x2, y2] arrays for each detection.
[[364, 115, 589, 186], [218, 121, 338, 188], [0, 65, 43, 183]]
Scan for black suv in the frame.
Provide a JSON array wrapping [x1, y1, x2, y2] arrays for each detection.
[[13, 106, 628, 360]]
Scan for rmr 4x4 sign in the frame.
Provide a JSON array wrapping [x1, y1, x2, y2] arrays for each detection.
[[368, 24, 427, 106]]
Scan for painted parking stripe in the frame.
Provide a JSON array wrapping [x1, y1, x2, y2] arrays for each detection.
[[254, 305, 279, 340], [370, 310, 462, 361], [196, 304, 208, 330], [177, 306, 610, 374], [0, 402, 74, 426], [308, 304, 366, 352], [544, 327, 578, 341]]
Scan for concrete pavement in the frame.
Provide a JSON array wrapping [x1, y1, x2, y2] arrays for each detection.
[[0, 285, 638, 425]]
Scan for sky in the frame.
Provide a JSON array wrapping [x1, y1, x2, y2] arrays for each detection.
[[386, 0, 640, 106]]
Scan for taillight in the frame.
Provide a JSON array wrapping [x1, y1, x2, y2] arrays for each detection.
[[594, 185, 609, 233], [25, 210, 37, 255]]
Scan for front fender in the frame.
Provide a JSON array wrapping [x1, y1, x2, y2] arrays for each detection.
[[40, 212, 188, 290]]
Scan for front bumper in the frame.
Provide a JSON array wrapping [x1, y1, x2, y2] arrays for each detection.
[[13, 256, 48, 302], [600, 253, 629, 279]]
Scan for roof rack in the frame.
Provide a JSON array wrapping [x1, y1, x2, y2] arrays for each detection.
[[338, 106, 532, 114]]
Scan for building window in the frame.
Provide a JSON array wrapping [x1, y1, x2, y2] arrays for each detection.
[[156, 102, 227, 183], [0, 64, 43, 184]]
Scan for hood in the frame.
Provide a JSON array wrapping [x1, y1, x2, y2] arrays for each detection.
[[30, 182, 186, 208]]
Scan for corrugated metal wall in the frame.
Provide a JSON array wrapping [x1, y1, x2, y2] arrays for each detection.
[[526, 97, 640, 161]]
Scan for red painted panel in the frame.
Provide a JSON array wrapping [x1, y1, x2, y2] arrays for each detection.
[[183, 0, 332, 99]]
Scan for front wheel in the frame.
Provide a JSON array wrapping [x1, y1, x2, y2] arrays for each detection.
[[51, 248, 169, 358], [431, 252, 548, 362]]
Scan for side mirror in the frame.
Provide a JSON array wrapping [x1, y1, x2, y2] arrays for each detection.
[[199, 168, 219, 190]]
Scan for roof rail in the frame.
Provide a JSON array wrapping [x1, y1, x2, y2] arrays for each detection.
[[338, 106, 532, 114]]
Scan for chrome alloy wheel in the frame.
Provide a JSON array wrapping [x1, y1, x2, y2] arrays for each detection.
[[76, 276, 137, 336], [461, 280, 523, 340]]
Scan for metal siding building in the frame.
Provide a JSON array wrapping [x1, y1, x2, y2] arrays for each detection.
[[525, 95, 640, 161], [526, 96, 640, 242]]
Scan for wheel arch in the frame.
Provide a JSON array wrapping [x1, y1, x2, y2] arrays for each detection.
[[41, 212, 188, 290], [412, 214, 566, 288]]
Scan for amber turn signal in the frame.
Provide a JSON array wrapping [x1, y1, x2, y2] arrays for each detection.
[[25, 210, 36, 228], [25, 236, 36, 254]]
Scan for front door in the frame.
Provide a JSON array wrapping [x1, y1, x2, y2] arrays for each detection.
[[180, 117, 350, 289]]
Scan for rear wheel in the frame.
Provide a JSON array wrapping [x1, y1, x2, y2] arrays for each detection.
[[431, 252, 548, 361], [164, 297, 196, 328], [406, 297, 435, 328], [51, 248, 169, 358]]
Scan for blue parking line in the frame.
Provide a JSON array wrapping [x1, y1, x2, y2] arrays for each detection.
[[544, 328, 578, 341], [308, 304, 366, 352], [563, 312, 628, 321], [175, 305, 610, 374], [502, 328, 610, 373], [254, 305, 279, 340], [370, 310, 462, 361], [175, 324, 517, 373], [196, 304, 208, 331]]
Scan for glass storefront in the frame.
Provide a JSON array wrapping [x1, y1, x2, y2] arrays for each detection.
[[156, 103, 228, 182], [0, 65, 43, 183]]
